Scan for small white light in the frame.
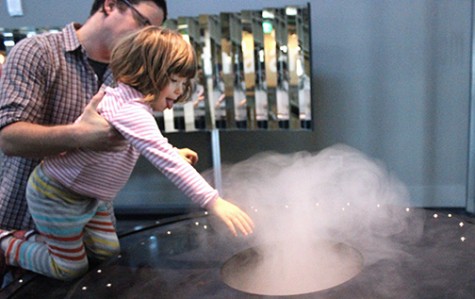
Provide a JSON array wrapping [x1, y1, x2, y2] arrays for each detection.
[[346, 202, 351, 206], [433, 214, 438, 219], [459, 222, 464, 228], [97, 269, 102, 273], [19, 279, 23, 284], [448, 214, 452, 218], [254, 208, 258, 213], [376, 204, 381, 208], [405, 208, 410, 212], [155, 221, 160, 224], [203, 225, 208, 230], [204, 211, 209, 215], [262, 10, 275, 19], [167, 231, 172, 235], [285, 7, 298, 16], [106, 283, 112, 288], [461, 236, 466, 242], [195, 222, 200, 226], [82, 286, 87, 291]]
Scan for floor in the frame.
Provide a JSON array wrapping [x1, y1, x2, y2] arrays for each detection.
[[0, 208, 474, 299]]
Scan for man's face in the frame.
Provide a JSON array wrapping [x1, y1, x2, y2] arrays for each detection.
[[107, 1, 165, 48]]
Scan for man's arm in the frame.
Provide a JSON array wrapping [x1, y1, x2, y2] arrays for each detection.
[[0, 91, 127, 158]]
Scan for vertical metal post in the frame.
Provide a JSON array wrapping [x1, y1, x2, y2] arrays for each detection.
[[467, 1, 475, 214], [211, 129, 223, 194]]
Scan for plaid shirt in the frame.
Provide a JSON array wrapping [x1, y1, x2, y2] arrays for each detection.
[[0, 23, 113, 230]]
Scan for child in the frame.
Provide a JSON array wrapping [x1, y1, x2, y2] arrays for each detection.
[[0, 26, 254, 281]]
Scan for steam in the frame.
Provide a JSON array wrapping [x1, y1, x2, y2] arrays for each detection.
[[216, 144, 425, 295]]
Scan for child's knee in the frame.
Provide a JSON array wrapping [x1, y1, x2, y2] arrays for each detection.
[[102, 245, 121, 259], [51, 261, 89, 281], [89, 244, 121, 261]]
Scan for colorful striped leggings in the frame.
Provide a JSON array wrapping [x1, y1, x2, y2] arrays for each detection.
[[5, 165, 120, 281]]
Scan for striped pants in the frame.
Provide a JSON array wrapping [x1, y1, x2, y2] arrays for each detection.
[[5, 165, 120, 281]]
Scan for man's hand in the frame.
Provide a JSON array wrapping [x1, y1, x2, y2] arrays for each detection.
[[177, 147, 199, 165], [0, 91, 127, 158], [75, 90, 127, 151]]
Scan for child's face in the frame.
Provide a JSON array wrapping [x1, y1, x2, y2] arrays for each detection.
[[151, 75, 188, 112]]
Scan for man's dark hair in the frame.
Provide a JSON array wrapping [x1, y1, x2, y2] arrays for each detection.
[[90, 0, 167, 22]]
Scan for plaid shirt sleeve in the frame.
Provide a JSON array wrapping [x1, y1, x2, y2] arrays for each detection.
[[0, 36, 50, 129]]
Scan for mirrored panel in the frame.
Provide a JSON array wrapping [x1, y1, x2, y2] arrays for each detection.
[[160, 4, 312, 132]]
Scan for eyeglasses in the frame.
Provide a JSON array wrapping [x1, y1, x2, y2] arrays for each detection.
[[120, 0, 151, 27]]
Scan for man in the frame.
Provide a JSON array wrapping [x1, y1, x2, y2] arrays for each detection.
[[0, 0, 167, 231]]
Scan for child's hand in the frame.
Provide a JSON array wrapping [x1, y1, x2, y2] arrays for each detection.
[[177, 148, 198, 165], [208, 197, 254, 237]]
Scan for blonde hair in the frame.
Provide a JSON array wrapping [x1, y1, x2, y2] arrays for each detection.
[[110, 26, 197, 103]]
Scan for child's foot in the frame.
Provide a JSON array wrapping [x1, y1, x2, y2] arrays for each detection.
[[0, 230, 34, 285], [12, 230, 37, 241]]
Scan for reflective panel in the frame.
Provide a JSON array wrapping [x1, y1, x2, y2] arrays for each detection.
[[161, 5, 312, 132]]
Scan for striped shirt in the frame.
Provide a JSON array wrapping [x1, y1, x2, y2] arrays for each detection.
[[43, 83, 219, 208], [0, 23, 113, 230]]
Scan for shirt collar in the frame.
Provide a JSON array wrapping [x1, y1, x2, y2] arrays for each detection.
[[63, 22, 83, 53]]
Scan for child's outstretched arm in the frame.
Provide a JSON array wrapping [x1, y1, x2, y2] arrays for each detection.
[[208, 197, 254, 237]]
